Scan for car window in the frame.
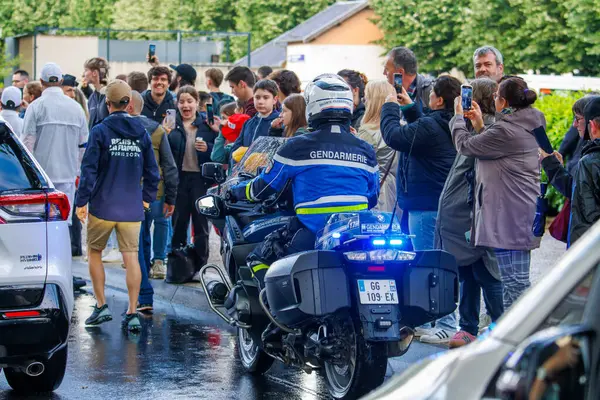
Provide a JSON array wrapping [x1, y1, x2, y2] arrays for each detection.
[[537, 263, 598, 331], [0, 128, 44, 191]]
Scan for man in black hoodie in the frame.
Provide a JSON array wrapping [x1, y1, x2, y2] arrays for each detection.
[[76, 80, 160, 332], [142, 66, 176, 124]]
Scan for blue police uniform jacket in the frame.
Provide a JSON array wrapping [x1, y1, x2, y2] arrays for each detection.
[[231, 123, 380, 233]]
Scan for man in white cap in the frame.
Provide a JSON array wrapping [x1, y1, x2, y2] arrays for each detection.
[[22, 62, 89, 225], [0, 86, 24, 137]]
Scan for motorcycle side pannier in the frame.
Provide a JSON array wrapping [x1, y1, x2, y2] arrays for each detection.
[[264, 251, 351, 327], [400, 250, 458, 327]]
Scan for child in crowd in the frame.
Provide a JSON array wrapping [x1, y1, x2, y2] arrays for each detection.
[[198, 91, 212, 113], [269, 93, 309, 138], [211, 101, 251, 163], [230, 79, 280, 163]]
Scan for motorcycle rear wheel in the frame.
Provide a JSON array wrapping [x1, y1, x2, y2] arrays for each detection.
[[323, 311, 387, 399], [237, 327, 274, 375]]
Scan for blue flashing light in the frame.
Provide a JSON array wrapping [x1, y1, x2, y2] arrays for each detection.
[[332, 232, 341, 239], [372, 239, 386, 246], [389, 239, 403, 245]]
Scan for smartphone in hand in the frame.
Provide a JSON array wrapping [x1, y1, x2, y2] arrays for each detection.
[[164, 109, 176, 131], [461, 84, 473, 110], [207, 103, 215, 125], [393, 73, 403, 94], [148, 43, 156, 62]]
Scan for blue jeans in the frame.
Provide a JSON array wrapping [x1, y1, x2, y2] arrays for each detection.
[[139, 210, 154, 306], [151, 198, 170, 261], [408, 211, 457, 332], [458, 259, 504, 336]]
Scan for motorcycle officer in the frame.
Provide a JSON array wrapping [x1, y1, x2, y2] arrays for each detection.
[[225, 73, 380, 288]]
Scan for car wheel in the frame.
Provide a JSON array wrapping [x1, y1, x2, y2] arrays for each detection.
[[4, 345, 68, 393]]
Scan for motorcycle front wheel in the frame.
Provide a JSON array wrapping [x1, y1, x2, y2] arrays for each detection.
[[237, 327, 274, 375], [323, 311, 387, 399]]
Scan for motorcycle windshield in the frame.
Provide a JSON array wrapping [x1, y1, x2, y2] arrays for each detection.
[[215, 136, 287, 194]]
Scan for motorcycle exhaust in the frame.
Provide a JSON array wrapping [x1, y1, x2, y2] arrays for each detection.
[[25, 361, 45, 377]]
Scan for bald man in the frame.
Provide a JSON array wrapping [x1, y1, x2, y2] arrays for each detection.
[[127, 91, 178, 307]]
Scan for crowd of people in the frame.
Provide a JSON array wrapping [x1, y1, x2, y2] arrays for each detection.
[[3, 43, 599, 337]]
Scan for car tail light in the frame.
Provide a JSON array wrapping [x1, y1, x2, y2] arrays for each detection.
[[0, 191, 70, 224], [3, 310, 41, 319]]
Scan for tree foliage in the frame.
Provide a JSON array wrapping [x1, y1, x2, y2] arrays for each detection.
[[372, 0, 600, 76]]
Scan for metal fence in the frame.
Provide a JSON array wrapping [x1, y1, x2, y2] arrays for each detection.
[[29, 26, 252, 78]]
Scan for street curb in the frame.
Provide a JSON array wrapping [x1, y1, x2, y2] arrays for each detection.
[[72, 260, 212, 312]]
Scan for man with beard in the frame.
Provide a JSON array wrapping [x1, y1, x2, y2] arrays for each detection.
[[168, 63, 197, 93], [142, 66, 175, 124], [473, 46, 504, 83]]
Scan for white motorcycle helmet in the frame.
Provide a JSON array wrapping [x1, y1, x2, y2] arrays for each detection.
[[304, 74, 354, 128]]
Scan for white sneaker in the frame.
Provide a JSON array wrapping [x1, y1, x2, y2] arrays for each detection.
[[420, 328, 453, 344], [479, 314, 492, 335], [414, 326, 436, 338], [150, 259, 166, 280], [102, 248, 122, 263]]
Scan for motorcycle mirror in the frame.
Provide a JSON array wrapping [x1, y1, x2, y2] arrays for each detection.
[[195, 194, 223, 218], [202, 162, 227, 184]]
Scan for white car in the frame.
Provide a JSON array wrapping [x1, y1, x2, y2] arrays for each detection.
[[0, 123, 73, 393], [364, 221, 600, 400]]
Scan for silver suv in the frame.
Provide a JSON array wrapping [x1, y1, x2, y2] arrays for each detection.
[[0, 122, 73, 393]]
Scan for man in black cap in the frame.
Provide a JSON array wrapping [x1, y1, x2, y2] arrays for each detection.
[[61, 74, 79, 99], [569, 97, 600, 244], [169, 63, 197, 93]]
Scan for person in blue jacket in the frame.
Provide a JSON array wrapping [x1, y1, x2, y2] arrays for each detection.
[[224, 74, 379, 290], [229, 79, 281, 160], [75, 80, 160, 332]]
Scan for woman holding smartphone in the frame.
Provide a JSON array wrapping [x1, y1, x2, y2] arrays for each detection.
[[168, 86, 219, 279], [452, 76, 544, 311]]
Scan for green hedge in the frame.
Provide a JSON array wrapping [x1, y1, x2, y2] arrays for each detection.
[[535, 91, 586, 211]]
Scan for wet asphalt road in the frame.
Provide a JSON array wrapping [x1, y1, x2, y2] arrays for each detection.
[[0, 288, 445, 400]]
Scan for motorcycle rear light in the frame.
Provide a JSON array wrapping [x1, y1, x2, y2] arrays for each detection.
[[3, 310, 41, 319], [369, 250, 397, 261], [376, 319, 392, 329], [344, 250, 416, 262], [344, 251, 368, 261], [367, 266, 386, 272], [396, 251, 417, 261]]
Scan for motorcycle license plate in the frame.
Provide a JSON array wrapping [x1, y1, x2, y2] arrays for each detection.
[[357, 279, 398, 304]]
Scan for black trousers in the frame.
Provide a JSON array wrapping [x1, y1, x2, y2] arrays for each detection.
[[247, 217, 315, 286], [69, 207, 82, 256], [171, 171, 210, 266]]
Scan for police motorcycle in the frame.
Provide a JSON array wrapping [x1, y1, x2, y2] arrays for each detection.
[[196, 140, 459, 399]]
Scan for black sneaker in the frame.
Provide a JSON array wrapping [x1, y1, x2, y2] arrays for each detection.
[[122, 312, 141, 332], [85, 304, 112, 326]]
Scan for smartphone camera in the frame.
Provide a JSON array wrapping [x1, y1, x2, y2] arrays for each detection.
[[393, 73, 403, 94], [461, 84, 473, 110]]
